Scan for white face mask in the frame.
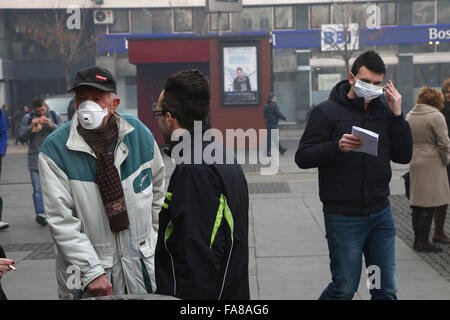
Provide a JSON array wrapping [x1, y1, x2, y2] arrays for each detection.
[[77, 100, 108, 130], [351, 74, 384, 102]]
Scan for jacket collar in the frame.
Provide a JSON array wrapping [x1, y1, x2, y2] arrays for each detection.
[[409, 103, 440, 115], [66, 112, 134, 155]]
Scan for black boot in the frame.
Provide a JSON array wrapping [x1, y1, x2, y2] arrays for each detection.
[[411, 208, 419, 250], [415, 208, 443, 253], [432, 205, 450, 244]]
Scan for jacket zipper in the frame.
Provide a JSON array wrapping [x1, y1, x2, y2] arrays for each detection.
[[164, 221, 177, 296]]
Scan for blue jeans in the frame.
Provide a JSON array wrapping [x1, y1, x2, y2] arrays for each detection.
[[319, 206, 398, 300], [30, 170, 44, 215]]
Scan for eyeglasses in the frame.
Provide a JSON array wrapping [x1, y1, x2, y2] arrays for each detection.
[[153, 109, 168, 119]]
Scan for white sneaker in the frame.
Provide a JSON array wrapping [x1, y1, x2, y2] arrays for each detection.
[[0, 221, 10, 230]]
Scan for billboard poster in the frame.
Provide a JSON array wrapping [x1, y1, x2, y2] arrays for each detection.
[[221, 44, 260, 106]]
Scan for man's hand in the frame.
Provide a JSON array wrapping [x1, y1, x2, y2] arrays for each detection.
[[383, 80, 402, 116], [339, 134, 363, 152], [0, 258, 15, 280], [31, 117, 41, 126], [41, 117, 52, 127], [86, 274, 113, 297]]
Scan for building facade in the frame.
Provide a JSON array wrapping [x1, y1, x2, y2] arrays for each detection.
[[0, 0, 449, 126]]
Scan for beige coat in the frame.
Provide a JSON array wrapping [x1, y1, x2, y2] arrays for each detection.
[[406, 104, 450, 207]]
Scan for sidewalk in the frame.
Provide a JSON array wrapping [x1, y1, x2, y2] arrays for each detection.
[[0, 136, 449, 300]]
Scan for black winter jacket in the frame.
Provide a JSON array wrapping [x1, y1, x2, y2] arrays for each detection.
[[264, 100, 287, 129], [295, 80, 412, 216], [155, 124, 250, 300]]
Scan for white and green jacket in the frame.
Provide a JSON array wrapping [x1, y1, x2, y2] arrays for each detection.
[[38, 112, 165, 299]]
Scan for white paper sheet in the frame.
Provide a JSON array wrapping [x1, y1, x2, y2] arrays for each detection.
[[351, 126, 379, 157]]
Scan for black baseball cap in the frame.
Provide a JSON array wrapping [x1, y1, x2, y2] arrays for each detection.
[[68, 66, 117, 93]]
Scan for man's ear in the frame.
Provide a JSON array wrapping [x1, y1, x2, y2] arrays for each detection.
[[348, 73, 356, 85], [110, 97, 120, 113]]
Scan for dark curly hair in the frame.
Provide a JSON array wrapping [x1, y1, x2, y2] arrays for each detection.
[[417, 87, 444, 110], [161, 69, 210, 129]]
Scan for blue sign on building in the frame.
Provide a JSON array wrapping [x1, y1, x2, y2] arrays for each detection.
[[96, 24, 450, 53], [272, 24, 450, 49]]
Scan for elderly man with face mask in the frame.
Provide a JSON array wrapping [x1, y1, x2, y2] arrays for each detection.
[[296, 51, 413, 300], [38, 66, 165, 299]]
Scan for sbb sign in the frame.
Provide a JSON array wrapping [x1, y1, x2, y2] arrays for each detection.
[[321, 24, 359, 52]]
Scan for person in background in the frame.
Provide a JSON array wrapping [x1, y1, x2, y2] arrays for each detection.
[[0, 108, 8, 230], [406, 87, 450, 252], [433, 78, 450, 245], [13, 105, 30, 145], [263, 93, 288, 156], [18, 97, 63, 226]]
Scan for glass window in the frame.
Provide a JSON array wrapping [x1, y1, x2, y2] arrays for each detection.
[[378, 2, 397, 25], [151, 10, 173, 34], [233, 7, 272, 32], [437, 0, 450, 24], [209, 13, 230, 32], [274, 6, 294, 29], [174, 8, 193, 32], [130, 9, 172, 34], [130, 9, 152, 33], [414, 64, 440, 88], [110, 10, 129, 33], [310, 4, 330, 29], [332, 3, 367, 26], [413, 1, 435, 25]]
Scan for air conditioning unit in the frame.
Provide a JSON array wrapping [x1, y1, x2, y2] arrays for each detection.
[[94, 10, 114, 24]]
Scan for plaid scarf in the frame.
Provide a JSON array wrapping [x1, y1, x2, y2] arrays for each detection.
[[77, 114, 130, 233]]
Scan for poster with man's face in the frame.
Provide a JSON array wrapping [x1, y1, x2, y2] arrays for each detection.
[[222, 45, 260, 105]]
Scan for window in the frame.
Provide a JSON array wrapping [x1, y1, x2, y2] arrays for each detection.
[[332, 3, 365, 25], [413, 1, 435, 25], [310, 4, 330, 29], [378, 2, 397, 25], [109, 10, 129, 33], [437, 0, 450, 24], [174, 8, 193, 32], [130, 9, 152, 33], [414, 64, 440, 87], [130, 9, 172, 33], [209, 13, 230, 32], [150, 9, 173, 33], [274, 6, 294, 29], [233, 7, 272, 32]]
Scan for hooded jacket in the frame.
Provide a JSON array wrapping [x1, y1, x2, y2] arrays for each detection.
[[295, 80, 412, 216], [38, 113, 165, 299], [155, 123, 250, 300]]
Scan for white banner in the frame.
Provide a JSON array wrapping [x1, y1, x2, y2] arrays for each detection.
[[321, 24, 359, 52]]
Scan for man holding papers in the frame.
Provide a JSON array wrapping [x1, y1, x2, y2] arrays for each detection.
[[295, 51, 412, 300]]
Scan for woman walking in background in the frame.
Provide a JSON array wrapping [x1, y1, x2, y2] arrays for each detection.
[[406, 87, 450, 253]]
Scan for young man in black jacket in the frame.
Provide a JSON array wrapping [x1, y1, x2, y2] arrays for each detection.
[[296, 51, 412, 300], [154, 69, 250, 300]]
